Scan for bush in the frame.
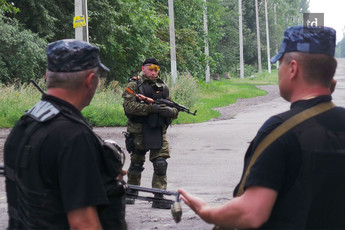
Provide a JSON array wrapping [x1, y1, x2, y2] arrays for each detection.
[[82, 79, 127, 126], [0, 13, 46, 84], [170, 73, 199, 108]]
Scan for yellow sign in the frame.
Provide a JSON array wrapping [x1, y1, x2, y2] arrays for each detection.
[[73, 15, 86, 28]]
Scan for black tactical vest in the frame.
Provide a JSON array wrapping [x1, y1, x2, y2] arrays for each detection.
[[4, 101, 69, 229], [4, 100, 126, 229], [124, 77, 171, 150], [125, 77, 169, 124], [262, 114, 345, 229]]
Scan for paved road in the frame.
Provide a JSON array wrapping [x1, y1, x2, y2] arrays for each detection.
[[0, 58, 344, 229]]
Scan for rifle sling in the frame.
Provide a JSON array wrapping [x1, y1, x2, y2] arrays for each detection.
[[236, 101, 336, 197]]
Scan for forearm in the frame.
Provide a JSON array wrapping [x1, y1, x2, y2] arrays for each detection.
[[68, 206, 102, 230], [179, 186, 276, 229], [123, 99, 155, 116], [199, 197, 263, 229]]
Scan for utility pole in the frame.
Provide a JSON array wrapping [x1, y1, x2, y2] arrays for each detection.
[[238, 0, 244, 79], [168, 0, 178, 84], [264, 0, 271, 73], [255, 0, 262, 74], [274, 3, 279, 69], [203, 0, 210, 83], [74, 0, 89, 42]]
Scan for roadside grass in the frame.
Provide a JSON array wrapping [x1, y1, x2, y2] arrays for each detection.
[[0, 82, 42, 128], [175, 70, 278, 124], [0, 70, 277, 128]]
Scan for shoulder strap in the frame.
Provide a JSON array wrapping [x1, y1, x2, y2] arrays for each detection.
[[25, 100, 60, 122], [236, 101, 336, 196]]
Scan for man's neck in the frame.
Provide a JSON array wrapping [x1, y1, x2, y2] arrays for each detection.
[[290, 87, 331, 103], [47, 88, 84, 111]]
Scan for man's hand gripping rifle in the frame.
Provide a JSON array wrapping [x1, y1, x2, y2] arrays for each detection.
[[136, 94, 197, 116]]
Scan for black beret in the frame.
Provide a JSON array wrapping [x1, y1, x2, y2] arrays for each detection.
[[142, 57, 159, 66], [46, 39, 109, 72]]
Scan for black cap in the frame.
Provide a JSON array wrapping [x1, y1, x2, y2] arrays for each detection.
[[46, 39, 110, 72], [142, 57, 159, 66], [271, 26, 336, 63]]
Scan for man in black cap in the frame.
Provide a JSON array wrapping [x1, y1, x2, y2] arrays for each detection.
[[4, 39, 127, 229], [122, 57, 178, 209], [178, 26, 345, 229]]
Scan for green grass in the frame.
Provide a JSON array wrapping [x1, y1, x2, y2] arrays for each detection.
[[0, 82, 42, 128], [173, 70, 278, 124], [0, 70, 278, 128]]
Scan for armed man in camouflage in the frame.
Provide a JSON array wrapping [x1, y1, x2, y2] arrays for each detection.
[[122, 57, 178, 209]]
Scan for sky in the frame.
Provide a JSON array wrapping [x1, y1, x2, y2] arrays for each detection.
[[308, 0, 345, 43]]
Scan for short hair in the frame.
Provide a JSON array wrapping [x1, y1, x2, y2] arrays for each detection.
[[46, 67, 99, 90], [282, 52, 337, 88]]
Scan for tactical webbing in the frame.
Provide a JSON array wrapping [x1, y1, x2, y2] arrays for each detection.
[[236, 101, 336, 196]]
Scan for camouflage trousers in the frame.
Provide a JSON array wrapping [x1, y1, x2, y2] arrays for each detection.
[[127, 132, 170, 190]]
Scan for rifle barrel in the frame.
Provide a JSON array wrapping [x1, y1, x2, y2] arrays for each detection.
[[127, 184, 179, 197], [30, 80, 45, 94], [0, 164, 4, 176]]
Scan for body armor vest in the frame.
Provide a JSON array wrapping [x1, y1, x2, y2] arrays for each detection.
[[125, 77, 169, 124], [125, 77, 171, 150], [4, 100, 125, 229], [262, 114, 345, 229], [5, 101, 69, 229]]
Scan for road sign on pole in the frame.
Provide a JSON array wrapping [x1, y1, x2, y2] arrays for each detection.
[[74, 0, 89, 42]]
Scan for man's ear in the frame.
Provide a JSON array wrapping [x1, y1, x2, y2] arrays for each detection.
[[330, 79, 337, 94], [85, 72, 96, 89], [289, 59, 298, 80]]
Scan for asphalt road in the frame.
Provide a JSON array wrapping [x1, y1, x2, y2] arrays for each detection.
[[0, 58, 344, 229]]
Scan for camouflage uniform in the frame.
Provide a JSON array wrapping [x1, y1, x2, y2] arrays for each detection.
[[122, 72, 178, 190]]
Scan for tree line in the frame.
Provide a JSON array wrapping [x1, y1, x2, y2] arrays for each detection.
[[1, 0, 306, 84]]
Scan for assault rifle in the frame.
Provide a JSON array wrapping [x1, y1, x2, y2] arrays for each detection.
[[136, 94, 197, 116], [0, 165, 182, 223], [126, 184, 182, 223]]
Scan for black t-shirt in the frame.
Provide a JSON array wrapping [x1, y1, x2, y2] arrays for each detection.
[[234, 95, 336, 196], [38, 94, 109, 212]]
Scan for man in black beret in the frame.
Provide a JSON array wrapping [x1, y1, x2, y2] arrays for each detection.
[[179, 26, 345, 229], [122, 57, 178, 209], [4, 39, 127, 229]]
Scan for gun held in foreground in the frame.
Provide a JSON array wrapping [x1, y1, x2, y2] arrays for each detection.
[[126, 184, 182, 223], [136, 94, 197, 116], [0, 167, 183, 223]]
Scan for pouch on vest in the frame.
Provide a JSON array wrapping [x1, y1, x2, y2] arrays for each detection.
[[102, 140, 125, 178]]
